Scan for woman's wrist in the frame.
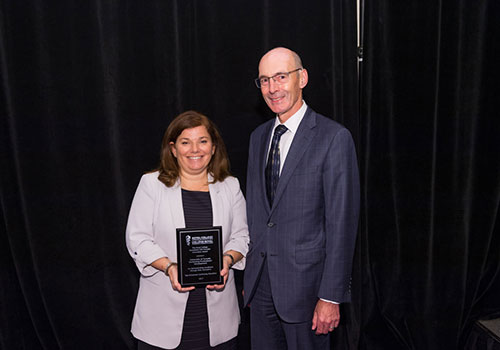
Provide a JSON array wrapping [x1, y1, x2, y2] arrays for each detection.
[[164, 261, 177, 276], [223, 253, 235, 268]]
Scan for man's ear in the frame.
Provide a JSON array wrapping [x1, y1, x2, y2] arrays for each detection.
[[299, 68, 309, 89]]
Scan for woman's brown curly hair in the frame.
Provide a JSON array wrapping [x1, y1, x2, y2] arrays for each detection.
[[155, 110, 231, 187]]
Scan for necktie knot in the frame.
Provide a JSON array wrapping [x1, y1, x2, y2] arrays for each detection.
[[274, 124, 288, 137]]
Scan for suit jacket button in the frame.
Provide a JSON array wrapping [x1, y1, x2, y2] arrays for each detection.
[[267, 222, 275, 227], [260, 252, 265, 257]]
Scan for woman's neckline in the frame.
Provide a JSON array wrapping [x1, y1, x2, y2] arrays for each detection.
[[181, 188, 209, 193]]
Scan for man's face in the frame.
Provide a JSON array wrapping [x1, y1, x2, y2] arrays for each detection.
[[258, 49, 307, 122]]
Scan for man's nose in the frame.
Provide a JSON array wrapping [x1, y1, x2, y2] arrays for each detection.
[[268, 78, 280, 93]]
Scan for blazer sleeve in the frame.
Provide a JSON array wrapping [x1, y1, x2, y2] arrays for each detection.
[[125, 174, 168, 276], [222, 177, 250, 271], [319, 128, 360, 302]]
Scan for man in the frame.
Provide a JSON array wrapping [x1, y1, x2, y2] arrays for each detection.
[[243, 47, 360, 349]]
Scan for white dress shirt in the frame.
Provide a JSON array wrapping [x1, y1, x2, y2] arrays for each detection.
[[267, 101, 308, 174]]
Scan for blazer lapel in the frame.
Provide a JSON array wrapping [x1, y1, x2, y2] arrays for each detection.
[[168, 180, 186, 229], [259, 121, 275, 212], [208, 175, 223, 227], [270, 109, 317, 214]]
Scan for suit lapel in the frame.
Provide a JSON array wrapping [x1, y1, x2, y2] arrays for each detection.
[[270, 108, 317, 214], [259, 121, 275, 212]]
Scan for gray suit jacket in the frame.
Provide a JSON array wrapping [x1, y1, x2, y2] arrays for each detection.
[[243, 107, 360, 323], [126, 172, 249, 348]]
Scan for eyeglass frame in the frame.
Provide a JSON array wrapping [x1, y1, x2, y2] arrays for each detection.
[[254, 68, 303, 89]]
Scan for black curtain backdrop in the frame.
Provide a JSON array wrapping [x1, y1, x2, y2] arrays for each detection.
[[360, 1, 500, 350], [0, 1, 357, 349], [2, 1, 500, 350]]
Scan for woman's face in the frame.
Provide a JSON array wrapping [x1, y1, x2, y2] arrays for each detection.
[[170, 125, 215, 177]]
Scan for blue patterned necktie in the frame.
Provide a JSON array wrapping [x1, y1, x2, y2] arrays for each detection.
[[265, 124, 288, 206]]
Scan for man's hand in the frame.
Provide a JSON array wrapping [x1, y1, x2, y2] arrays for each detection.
[[311, 300, 340, 335]]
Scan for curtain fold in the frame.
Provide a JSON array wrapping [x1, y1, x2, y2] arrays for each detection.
[[360, 0, 500, 348]]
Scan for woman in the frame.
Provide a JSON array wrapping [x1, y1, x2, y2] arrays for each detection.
[[126, 111, 249, 349]]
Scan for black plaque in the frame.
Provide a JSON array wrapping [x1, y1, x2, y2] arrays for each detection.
[[176, 226, 223, 287]]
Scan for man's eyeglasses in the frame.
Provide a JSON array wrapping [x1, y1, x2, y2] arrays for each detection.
[[254, 68, 302, 88]]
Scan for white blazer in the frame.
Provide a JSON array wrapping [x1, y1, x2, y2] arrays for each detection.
[[125, 172, 249, 349]]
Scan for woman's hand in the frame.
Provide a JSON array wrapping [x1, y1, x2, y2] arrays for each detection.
[[167, 263, 195, 293], [206, 254, 232, 291], [150, 257, 195, 293]]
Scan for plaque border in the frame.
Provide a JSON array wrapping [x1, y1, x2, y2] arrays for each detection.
[[176, 226, 223, 287]]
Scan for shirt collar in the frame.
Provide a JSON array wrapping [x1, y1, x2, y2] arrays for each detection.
[[273, 101, 308, 134]]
